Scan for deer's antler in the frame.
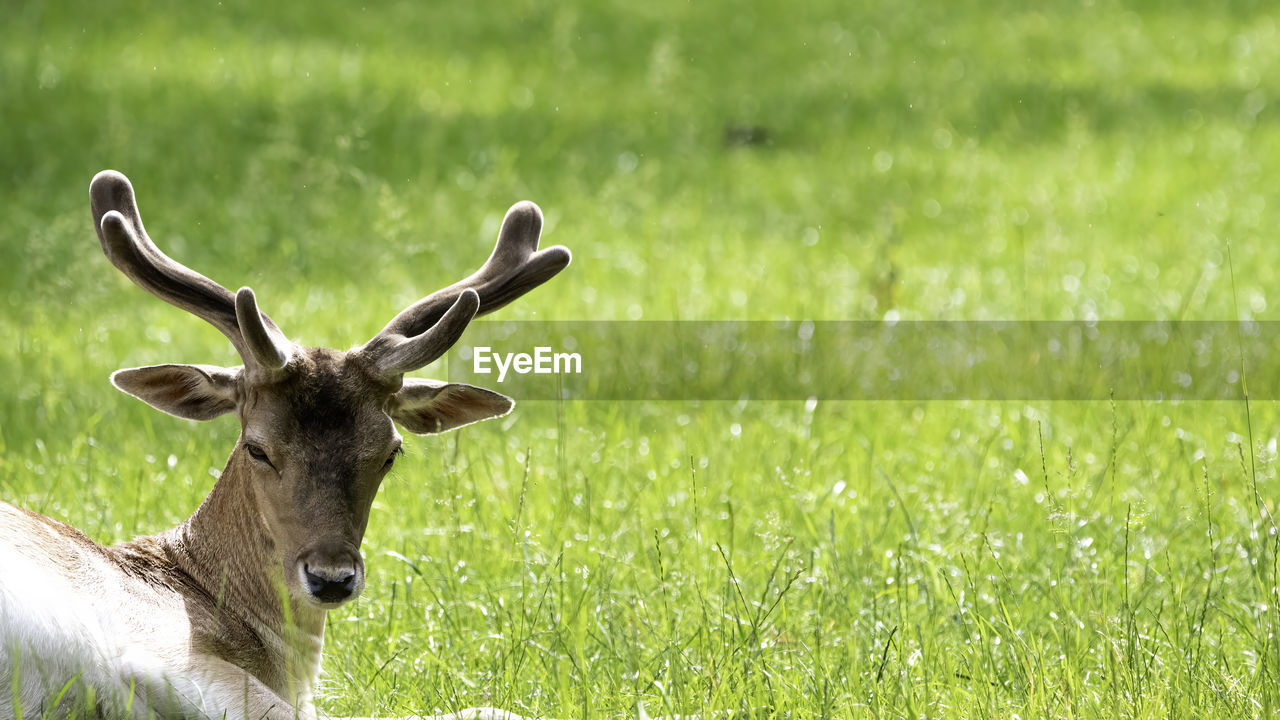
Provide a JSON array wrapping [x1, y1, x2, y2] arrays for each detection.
[[359, 201, 571, 378], [90, 170, 293, 376]]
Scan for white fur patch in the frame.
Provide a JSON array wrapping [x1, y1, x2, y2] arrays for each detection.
[[0, 505, 218, 717]]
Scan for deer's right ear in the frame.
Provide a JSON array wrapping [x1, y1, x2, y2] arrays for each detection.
[[388, 378, 514, 434], [110, 364, 240, 421]]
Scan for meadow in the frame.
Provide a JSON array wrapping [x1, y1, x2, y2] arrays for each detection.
[[3, 0, 1280, 717]]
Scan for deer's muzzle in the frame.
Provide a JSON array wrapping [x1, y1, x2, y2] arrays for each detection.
[[296, 541, 365, 607]]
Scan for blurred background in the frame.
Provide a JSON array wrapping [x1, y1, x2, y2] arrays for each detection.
[[7, 0, 1280, 334]]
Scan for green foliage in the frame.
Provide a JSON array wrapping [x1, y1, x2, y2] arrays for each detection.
[[3, 0, 1280, 717]]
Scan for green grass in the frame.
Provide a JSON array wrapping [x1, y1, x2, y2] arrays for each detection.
[[4, 0, 1280, 717]]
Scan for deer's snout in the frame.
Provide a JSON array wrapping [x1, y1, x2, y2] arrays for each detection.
[[296, 542, 365, 606]]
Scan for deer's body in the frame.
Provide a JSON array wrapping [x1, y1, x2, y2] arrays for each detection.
[[1, 501, 316, 719], [0, 171, 571, 719]]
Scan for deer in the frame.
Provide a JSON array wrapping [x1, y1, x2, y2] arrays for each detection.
[[0, 170, 574, 720]]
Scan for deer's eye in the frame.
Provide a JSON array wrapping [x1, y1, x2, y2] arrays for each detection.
[[245, 443, 275, 468], [383, 445, 403, 471]]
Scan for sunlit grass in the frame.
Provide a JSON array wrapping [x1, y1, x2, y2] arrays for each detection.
[[4, 0, 1280, 717]]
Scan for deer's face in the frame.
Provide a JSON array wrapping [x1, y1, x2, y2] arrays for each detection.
[[113, 346, 515, 609], [235, 350, 399, 608]]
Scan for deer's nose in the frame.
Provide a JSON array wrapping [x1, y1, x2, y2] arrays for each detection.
[[303, 563, 357, 602], [297, 544, 365, 606]]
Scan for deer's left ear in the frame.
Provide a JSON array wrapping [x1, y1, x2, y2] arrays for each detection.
[[389, 378, 514, 434], [111, 364, 241, 421]]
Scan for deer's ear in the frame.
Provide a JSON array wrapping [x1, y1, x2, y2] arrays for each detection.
[[111, 364, 240, 421], [389, 378, 514, 434]]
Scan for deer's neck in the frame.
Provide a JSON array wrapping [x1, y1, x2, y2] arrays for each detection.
[[161, 452, 327, 702]]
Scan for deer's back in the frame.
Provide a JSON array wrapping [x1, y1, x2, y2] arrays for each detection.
[[0, 501, 204, 718]]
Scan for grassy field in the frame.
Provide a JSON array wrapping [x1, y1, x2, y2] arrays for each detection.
[[4, 0, 1280, 717]]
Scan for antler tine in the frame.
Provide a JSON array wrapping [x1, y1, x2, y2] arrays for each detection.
[[235, 287, 293, 372], [90, 170, 292, 374], [361, 201, 571, 376], [372, 289, 480, 377]]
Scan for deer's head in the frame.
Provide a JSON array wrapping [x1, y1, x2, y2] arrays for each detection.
[[90, 170, 570, 609]]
